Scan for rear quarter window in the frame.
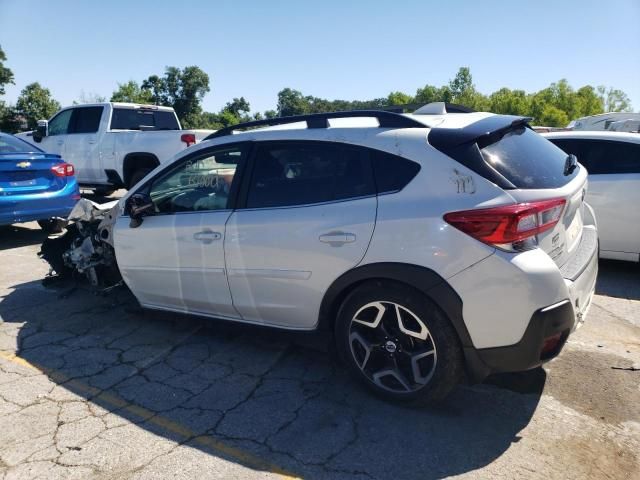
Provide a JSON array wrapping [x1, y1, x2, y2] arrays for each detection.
[[371, 150, 421, 193], [481, 127, 579, 188]]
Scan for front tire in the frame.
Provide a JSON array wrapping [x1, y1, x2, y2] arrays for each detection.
[[335, 280, 463, 405]]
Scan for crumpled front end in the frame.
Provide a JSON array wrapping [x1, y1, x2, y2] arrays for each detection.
[[39, 198, 122, 289]]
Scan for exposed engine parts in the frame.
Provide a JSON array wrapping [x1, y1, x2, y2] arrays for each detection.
[[39, 199, 122, 290]]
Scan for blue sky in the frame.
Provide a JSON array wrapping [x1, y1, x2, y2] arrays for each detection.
[[1, 0, 639, 114]]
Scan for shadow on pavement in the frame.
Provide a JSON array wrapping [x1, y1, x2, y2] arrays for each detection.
[[1, 280, 545, 479], [596, 259, 640, 301], [0, 224, 47, 250]]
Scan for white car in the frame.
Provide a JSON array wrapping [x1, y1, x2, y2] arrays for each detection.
[[17, 103, 214, 194], [543, 131, 640, 262], [43, 103, 598, 404]]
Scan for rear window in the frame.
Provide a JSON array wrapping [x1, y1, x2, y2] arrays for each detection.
[[110, 108, 180, 130], [0, 134, 42, 153], [481, 127, 579, 188]]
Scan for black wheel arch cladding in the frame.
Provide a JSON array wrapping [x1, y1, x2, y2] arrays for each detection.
[[318, 262, 474, 349]]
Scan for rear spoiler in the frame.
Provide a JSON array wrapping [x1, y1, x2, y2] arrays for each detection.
[[428, 115, 533, 190], [429, 115, 533, 151]]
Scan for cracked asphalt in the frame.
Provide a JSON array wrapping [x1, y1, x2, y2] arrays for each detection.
[[1, 219, 639, 480]]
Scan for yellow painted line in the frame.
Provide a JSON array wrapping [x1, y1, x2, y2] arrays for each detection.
[[0, 350, 300, 479]]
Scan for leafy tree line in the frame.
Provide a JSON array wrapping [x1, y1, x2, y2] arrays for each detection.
[[0, 44, 634, 133]]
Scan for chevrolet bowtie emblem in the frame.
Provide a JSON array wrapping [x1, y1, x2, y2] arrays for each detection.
[[16, 161, 31, 168]]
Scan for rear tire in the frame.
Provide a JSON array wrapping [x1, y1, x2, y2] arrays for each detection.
[[335, 280, 463, 405], [37, 218, 66, 234], [128, 168, 152, 189]]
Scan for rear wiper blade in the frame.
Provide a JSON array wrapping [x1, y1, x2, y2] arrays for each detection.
[[564, 154, 578, 176]]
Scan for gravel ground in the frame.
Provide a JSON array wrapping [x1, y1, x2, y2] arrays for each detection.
[[0, 218, 639, 480]]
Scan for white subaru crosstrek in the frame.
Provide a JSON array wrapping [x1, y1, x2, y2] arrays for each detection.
[[52, 103, 599, 404]]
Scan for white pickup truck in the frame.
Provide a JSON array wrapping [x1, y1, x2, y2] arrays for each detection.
[[17, 102, 215, 194]]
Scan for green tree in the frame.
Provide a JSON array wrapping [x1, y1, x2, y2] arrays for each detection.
[[488, 88, 531, 116], [597, 86, 632, 112], [387, 91, 414, 105], [15, 82, 61, 130], [145, 66, 210, 125], [222, 97, 251, 118], [537, 105, 569, 127], [111, 81, 153, 103], [277, 88, 310, 116], [0, 45, 15, 96]]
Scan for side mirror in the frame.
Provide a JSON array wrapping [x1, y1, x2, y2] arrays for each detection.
[[33, 120, 48, 143], [125, 193, 155, 228]]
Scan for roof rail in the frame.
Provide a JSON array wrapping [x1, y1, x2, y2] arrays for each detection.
[[377, 102, 475, 114], [204, 110, 429, 140]]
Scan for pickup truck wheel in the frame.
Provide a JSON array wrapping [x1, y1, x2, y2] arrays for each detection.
[[128, 169, 152, 189], [37, 219, 66, 234], [335, 280, 463, 405]]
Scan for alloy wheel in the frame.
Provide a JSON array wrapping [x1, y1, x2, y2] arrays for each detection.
[[348, 301, 437, 393]]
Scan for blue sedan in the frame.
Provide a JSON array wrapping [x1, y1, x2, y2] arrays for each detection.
[[0, 132, 80, 232]]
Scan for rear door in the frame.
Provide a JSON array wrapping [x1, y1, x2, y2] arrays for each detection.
[[549, 138, 640, 258], [225, 141, 377, 329], [65, 106, 104, 184]]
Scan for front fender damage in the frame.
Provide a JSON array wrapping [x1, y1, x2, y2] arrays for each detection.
[[39, 198, 122, 290]]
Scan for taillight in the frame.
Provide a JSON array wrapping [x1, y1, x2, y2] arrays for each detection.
[[181, 133, 196, 147], [443, 198, 566, 250], [51, 163, 75, 177]]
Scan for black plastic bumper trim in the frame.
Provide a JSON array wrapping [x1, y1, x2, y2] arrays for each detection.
[[468, 300, 575, 380]]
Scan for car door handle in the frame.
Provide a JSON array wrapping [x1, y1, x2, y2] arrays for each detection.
[[193, 230, 222, 244], [56, 140, 64, 145], [319, 231, 356, 246]]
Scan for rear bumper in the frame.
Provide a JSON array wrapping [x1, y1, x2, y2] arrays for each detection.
[[452, 226, 598, 382], [0, 182, 79, 226], [472, 300, 574, 374]]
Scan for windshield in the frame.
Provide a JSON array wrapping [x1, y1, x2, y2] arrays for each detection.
[[0, 134, 43, 154], [481, 127, 579, 189]]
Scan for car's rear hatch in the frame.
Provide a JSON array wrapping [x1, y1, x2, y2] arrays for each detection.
[[0, 153, 67, 196], [429, 116, 594, 272]]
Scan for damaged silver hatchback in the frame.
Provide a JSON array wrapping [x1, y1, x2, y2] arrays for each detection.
[[38, 106, 598, 405]]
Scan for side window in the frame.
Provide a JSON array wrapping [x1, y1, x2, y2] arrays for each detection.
[[552, 139, 640, 174], [70, 107, 103, 134], [585, 140, 640, 174], [149, 145, 245, 214], [246, 142, 374, 209], [48, 109, 73, 136], [372, 150, 421, 193]]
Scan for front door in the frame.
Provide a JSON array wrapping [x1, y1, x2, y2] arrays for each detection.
[[225, 141, 377, 329], [114, 143, 248, 318], [39, 108, 73, 158]]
